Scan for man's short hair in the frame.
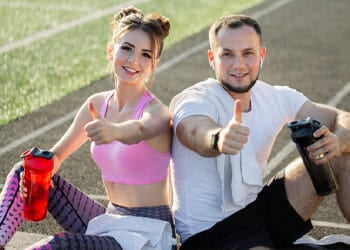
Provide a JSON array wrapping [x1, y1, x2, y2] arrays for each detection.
[[209, 14, 262, 49]]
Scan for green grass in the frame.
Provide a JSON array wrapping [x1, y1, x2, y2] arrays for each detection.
[[0, 0, 261, 126]]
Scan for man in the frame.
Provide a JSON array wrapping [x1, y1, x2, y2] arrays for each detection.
[[170, 14, 350, 249]]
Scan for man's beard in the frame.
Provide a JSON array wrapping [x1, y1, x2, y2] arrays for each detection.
[[220, 72, 260, 93]]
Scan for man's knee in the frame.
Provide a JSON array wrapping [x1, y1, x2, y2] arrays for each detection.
[[332, 153, 350, 176], [284, 158, 323, 221]]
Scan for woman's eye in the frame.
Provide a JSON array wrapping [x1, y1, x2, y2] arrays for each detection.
[[121, 46, 132, 51], [143, 53, 152, 58]]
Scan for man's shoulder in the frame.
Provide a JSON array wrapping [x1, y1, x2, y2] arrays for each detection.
[[170, 78, 219, 108], [185, 78, 218, 91], [255, 80, 298, 93]]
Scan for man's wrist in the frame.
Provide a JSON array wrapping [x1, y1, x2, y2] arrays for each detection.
[[210, 129, 221, 152]]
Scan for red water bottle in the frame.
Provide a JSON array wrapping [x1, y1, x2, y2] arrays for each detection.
[[21, 147, 54, 221]]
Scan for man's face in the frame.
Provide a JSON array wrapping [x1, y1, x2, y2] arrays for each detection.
[[208, 25, 266, 93]]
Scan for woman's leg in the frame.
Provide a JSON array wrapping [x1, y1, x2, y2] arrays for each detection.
[[48, 174, 106, 234], [0, 163, 24, 247], [107, 202, 175, 236], [26, 203, 175, 250], [25, 232, 122, 250], [0, 162, 106, 247]]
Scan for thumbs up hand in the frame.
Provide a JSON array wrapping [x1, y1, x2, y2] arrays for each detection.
[[84, 101, 115, 144], [217, 99, 250, 154], [88, 101, 101, 120], [233, 98, 243, 123]]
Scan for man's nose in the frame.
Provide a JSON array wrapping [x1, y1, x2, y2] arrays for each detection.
[[233, 56, 244, 67]]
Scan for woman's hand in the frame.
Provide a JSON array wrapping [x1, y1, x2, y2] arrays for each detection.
[[84, 101, 117, 144], [19, 172, 28, 199], [20, 172, 55, 199]]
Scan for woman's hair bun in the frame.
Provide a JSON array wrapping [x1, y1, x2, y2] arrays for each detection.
[[112, 6, 143, 27], [146, 13, 170, 39], [110, 6, 170, 42]]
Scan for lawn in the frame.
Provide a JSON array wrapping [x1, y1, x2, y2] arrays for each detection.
[[0, 0, 261, 126]]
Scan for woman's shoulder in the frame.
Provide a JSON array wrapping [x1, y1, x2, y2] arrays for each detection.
[[147, 95, 170, 116], [87, 90, 114, 105]]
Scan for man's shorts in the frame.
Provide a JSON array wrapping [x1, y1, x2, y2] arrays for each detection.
[[180, 170, 313, 250]]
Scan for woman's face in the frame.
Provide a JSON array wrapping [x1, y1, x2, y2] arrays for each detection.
[[113, 29, 154, 86]]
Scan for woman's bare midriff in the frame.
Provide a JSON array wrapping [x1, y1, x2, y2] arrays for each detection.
[[104, 178, 170, 207]]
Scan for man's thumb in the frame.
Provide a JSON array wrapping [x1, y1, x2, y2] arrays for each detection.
[[233, 99, 243, 123], [88, 101, 100, 119]]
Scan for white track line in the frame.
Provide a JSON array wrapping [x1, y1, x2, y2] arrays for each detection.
[[264, 80, 350, 178], [88, 194, 108, 200], [0, 110, 78, 156], [1, 0, 348, 233], [0, 0, 293, 193], [312, 220, 350, 230], [157, 0, 293, 73], [0, 0, 293, 158], [0, 2, 93, 12], [0, 0, 150, 54]]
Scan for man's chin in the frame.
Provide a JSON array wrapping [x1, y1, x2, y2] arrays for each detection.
[[221, 80, 257, 93]]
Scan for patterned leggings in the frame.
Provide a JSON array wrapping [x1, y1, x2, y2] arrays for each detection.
[[0, 164, 174, 249]]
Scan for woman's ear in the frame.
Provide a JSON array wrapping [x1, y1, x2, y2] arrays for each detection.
[[155, 58, 160, 68], [107, 41, 114, 62]]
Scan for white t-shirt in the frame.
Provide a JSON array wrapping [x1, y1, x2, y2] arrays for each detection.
[[170, 78, 308, 242]]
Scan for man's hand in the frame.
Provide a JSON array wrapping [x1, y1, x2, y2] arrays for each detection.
[[307, 125, 342, 164], [218, 99, 250, 154]]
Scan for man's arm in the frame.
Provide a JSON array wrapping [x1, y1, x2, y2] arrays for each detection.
[[175, 100, 250, 157], [296, 100, 350, 163], [176, 115, 222, 157]]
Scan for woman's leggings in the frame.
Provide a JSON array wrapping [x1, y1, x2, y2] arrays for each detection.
[[0, 164, 120, 249], [0, 164, 175, 249]]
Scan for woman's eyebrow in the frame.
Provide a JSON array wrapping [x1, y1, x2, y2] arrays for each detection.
[[123, 41, 152, 53]]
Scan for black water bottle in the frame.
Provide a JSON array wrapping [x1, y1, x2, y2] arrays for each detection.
[[287, 117, 337, 196]]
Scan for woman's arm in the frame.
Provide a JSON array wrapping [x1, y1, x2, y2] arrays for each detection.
[[50, 95, 102, 174], [85, 99, 171, 145]]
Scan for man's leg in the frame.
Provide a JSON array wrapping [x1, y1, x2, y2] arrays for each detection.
[[285, 153, 350, 222], [331, 153, 350, 221], [284, 158, 324, 221]]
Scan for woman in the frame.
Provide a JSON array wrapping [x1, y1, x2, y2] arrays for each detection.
[[0, 6, 174, 249]]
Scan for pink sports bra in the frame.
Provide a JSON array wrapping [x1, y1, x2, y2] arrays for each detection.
[[90, 90, 171, 185]]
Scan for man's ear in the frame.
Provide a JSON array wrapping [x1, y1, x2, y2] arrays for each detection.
[[208, 50, 215, 70], [260, 47, 267, 68]]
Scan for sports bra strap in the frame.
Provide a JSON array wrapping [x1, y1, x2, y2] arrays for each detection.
[[99, 90, 154, 119], [99, 91, 114, 118], [133, 90, 154, 119]]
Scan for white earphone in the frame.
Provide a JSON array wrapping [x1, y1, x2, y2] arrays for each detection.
[[260, 56, 264, 68], [210, 61, 215, 70]]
